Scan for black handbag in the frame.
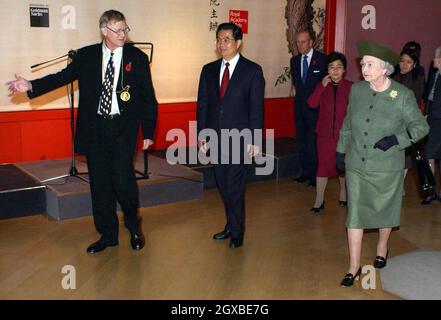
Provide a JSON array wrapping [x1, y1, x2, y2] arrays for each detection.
[[411, 142, 436, 191]]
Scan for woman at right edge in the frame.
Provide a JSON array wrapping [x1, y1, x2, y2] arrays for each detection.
[[336, 41, 429, 287]]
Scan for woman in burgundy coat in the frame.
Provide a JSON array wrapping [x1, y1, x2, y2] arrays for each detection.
[[307, 52, 353, 213]]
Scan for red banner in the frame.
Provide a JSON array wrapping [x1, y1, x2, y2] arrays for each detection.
[[229, 10, 248, 34]]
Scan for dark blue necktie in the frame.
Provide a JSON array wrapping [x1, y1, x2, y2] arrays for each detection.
[[302, 55, 309, 84]]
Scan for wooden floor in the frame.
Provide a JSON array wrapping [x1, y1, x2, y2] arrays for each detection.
[[1, 174, 441, 300]]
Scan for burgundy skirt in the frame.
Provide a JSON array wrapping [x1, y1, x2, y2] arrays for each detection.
[[316, 136, 339, 177]]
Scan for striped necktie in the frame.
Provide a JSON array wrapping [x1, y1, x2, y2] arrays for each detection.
[[98, 52, 115, 116]]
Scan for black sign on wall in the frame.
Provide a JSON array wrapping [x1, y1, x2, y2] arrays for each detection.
[[30, 5, 49, 27]]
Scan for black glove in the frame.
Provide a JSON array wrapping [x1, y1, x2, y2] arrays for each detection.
[[373, 135, 398, 151], [336, 152, 345, 173]]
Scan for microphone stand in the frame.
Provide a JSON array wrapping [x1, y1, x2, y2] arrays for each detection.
[[128, 42, 154, 181], [135, 150, 149, 180], [32, 50, 89, 184], [126, 42, 154, 63]]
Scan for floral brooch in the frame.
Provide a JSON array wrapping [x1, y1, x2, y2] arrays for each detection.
[[390, 90, 398, 99]]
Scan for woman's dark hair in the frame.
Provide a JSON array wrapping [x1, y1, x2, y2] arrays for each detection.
[[402, 41, 421, 60], [400, 48, 420, 66], [327, 51, 347, 69], [399, 48, 421, 80], [216, 23, 243, 40]]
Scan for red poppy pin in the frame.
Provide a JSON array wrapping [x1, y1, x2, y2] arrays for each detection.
[[312, 60, 317, 66], [125, 62, 132, 72]]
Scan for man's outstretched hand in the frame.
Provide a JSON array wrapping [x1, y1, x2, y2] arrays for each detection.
[[6, 74, 32, 93]]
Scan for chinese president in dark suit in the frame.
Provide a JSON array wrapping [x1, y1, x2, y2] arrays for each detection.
[[196, 23, 265, 248], [7, 10, 158, 254]]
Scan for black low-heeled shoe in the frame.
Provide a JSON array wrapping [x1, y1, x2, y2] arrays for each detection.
[[310, 201, 325, 213], [374, 250, 389, 269], [421, 194, 437, 205], [339, 200, 347, 207], [340, 267, 362, 287]]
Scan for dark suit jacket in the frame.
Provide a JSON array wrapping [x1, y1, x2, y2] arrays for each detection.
[[28, 43, 158, 155], [197, 54, 265, 141], [423, 61, 436, 101], [290, 50, 327, 109], [424, 71, 441, 119]]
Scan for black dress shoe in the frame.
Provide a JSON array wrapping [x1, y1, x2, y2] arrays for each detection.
[[310, 201, 325, 213], [421, 194, 437, 205], [339, 200, 348, 207], [229, 237, 243, 248], [340, 267, 361, 287], [213, 229, 231, 240], [86, 239, 118, 254], [130, 231, 145, 250], [374, 250, 389, 269], [294, 176, 309, 183]]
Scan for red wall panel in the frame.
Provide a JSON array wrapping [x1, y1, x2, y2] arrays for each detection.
[[0, 122, 22, 164], [264, 98, 295, 138], [21, 119, 72, 161], [0, 98, 295, 164]]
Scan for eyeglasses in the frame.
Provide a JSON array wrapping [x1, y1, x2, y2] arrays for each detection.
[[216, 37, 236, 45], [106, 25, 131, 36]]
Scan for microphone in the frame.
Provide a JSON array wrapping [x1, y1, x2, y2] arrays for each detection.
[[31, 49, 77, 69], [68, 49, 77, 59]]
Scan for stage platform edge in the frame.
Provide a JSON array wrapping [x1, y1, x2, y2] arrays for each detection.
[[10, 154, 203, 220]]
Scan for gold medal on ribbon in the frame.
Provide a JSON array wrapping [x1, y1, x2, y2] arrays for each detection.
[[120, 90, 131, 102]]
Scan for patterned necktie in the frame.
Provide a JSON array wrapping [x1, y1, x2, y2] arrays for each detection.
[[428, 72, 440, 102], [220, 62, 230, 99], [99, 52, 115, 116], [302, 55, 309, 84]]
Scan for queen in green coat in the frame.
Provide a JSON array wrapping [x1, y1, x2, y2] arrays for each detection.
[[336, 41, 429, 287]]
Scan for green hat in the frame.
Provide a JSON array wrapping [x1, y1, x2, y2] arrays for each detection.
[[357, 40, 400, 65]]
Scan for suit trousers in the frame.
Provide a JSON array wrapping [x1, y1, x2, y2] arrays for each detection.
[[295, 104, 318, 181], [86, 115, 140, 243], [213, 164, 246, 238]]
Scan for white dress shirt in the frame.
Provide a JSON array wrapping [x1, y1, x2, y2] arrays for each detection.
[[219, 52, 240, 86]]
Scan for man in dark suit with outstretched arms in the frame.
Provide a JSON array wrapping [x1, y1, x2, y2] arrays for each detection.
[[7, 10, 158, 254]]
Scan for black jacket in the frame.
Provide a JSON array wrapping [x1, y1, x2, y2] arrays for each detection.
[[28, 43, 158, 154]]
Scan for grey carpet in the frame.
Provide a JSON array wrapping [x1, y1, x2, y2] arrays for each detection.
[[381, 250, 441, 300]]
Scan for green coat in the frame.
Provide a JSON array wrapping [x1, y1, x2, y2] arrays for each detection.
[[337, 80, 429, 172], [337, 79, 429, 228]]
